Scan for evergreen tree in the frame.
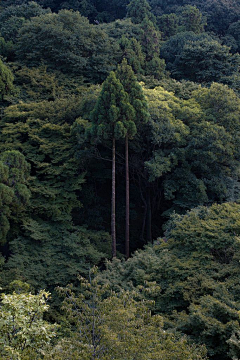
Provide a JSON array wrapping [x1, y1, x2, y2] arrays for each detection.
[[90, 71, 135, 258], [140, 16, 165, 79], [116, 59, 150, 257], [119, 36, 145, 75]]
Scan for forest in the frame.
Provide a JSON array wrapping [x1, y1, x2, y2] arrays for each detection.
[[0, 0, 240, 359]]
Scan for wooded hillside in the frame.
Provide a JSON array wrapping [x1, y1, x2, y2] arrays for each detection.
[[0, 1, 240, 359]]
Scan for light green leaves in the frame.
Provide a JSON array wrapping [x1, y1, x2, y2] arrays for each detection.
[[0, 290, 57, 359]]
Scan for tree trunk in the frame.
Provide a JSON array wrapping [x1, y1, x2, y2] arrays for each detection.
[[146, 187, 152, 243], [112, 137, 116, 258], [125, 135, 130, 259]]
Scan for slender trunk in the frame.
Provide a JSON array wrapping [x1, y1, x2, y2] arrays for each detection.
[[146, 187, 152, 243], [112, 137, 116, 258], [125, 135, 130, 259], [141, 204, 147, 243]]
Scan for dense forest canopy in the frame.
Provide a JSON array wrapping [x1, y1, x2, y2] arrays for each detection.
[[0, 0, 240, 359]]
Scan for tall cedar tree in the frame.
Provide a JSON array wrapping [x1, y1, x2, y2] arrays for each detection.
[[90, 71, 135, 258], [116, 59, 150, 258]]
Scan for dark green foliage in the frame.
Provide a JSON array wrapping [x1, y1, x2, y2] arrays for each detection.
[[16, 10, 116, 81], [116, 59, 150, 255], [0, 0, 240, 357], [0, 1, 50, 43], [157, 5, 205, 40], [116, 59, 149, 131], [199, 0, 240, 35], [172, 39, 240, 84], [119, 36, 145, 75], [2, 225, 110, 290], [0, 150, 31, 243], [177, 5, 206, 33], [90, 71, 135, 257], [140, 16, 160, 61], [90, 71, 135, 142], [157, 13, 179, 40], [161, 32, 240, 86], [227, 20, 240, 54], [143, 83, 240, 216], [0, 37, 14, 60], [127, 0, 155, 25], [160, 32, 211, 73], [149, 0, 240, 36], [0, 99, 85, 222], [0, 93, 111, 300], [100, 18, 142, 42], [100, 202, 240, 360], [140, 17, 165, 79]]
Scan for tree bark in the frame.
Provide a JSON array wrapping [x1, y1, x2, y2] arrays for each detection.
[[146, 187, 152, 244], [125, 135, 130, 259], [112, 137, 116, 258]]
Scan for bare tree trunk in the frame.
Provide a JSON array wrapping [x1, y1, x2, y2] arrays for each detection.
[[112, 137, 116, 258], [125, 135, 130, 259], [146, 187, 152, 244]]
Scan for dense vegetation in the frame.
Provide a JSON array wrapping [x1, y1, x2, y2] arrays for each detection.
[[0, 0, 240, 359]]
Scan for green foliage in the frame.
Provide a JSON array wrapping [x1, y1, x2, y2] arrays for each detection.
[[0, 98, 85, 222], [178, 5, 206, 33], [160, 31, 240, 86], [200, 0, 240, 35], [161, 32, 210, 68], [14, 65, 62, 102], [16, 10, 116, 81], [143, 83, 240, 212], [90, 71, 135, 141], [0, 1, 50, 43], [228, 330, 240, 360], [119, 36, 145, 74], [165, 203, 240, 260], [99, 18, 142, 43], [2, 225, 110, 291], [140, 16, 161, 60], [127, 0, 155, 24], [139, 16, 165, 79], [227, 21, 240, 54], [1, 2, 240, 359], [0, 150, 31, 244], [100, 201, 240, 359], [0, 289, 57, 359], [0, 36, 14, 60], [0, 58, 14, 100], [192, 83, 240, 138], [157, 5, 205, 40], [173, 38, 240, 84], [157, 13, 179, 40], [116, 59, 150, 134], [0, 93, 112, 296], [49, 268, 207, 360]]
